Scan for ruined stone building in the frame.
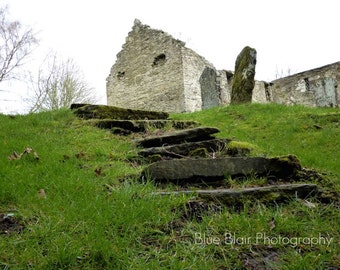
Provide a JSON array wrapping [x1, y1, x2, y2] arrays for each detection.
[[264, 62, 340, 107], [107, 19, 339, 112], [106, 19, 231, 113]]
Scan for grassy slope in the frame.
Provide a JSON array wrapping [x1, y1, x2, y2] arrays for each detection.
[[0, 104, 339, 269]]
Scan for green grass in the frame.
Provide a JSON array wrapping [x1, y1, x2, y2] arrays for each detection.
[[0, 104, 339, 269]]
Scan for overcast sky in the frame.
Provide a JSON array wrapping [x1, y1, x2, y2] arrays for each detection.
[[1, 0, 339, 113]]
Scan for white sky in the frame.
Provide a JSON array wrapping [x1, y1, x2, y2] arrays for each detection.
[[1, 0, 339, 113]]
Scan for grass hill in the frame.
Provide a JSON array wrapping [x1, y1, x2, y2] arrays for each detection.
[[0, 104, 339, 269]]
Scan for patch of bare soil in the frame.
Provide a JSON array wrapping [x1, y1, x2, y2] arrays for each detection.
[[180, 199, 223, 222], [0, 213, 25, 235], [239, 245, 281, 270]]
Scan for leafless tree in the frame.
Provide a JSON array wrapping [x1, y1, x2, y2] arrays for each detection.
[[27, 52, 97, 113], [275, 66, 294, 79], [0, 5, 38, 83]]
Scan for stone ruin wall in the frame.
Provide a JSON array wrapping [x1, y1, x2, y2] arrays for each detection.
[[181, 46, 223, 112], [252, 81, 270, 103], [106, 20, 186, 113], [107, 20, 227, 113], [228, 62, 340, 107], [107, 20, 339, 113], [217, 70, 233, 105], [267, 62, 340, 107], [181, 47, 208, 112]]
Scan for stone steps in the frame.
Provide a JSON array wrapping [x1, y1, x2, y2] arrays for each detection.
[[71, 104, 199, 133], [71, 103, 169, 120], [136, 127, 220, 148], [71, 103, 321, 208], [138, 138, 231, 159], [91, 119, 199, 133], [154, 184, 318, 205], [141, 155, 302, 184], [135, 116, 320, 206]]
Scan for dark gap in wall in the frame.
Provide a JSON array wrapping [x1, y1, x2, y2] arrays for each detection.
[[264, 82, 272, 101], [117, 71, 125, 80], [304, 78, 310, 91], [152, 54, 166, 66]]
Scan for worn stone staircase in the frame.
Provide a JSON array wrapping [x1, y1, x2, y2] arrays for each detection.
[[71, 104, 321, 207]]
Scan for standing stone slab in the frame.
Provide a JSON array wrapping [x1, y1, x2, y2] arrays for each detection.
[[142, 155, 301, 182], [231, 46, 257, 104], [136, 127, 220, 148]]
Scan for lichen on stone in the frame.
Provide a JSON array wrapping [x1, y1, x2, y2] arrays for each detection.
[[231, 46, 257, 104]]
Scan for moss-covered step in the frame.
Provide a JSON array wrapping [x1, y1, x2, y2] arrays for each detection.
[[155, 184, 318, 205], [142, 155, 302, 183], [91, 119, 199, 133], [136, 127, 220, 148], [138, 139, 231, 159], [138, 139, 261, 160], [70, 104, 169, 120]]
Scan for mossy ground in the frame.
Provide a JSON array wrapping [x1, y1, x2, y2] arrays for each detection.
[[0, 104, 339, 269]]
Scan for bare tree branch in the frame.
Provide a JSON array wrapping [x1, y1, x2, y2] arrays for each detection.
[[27, 52, 97, 113], [0, 5, 38, 83]]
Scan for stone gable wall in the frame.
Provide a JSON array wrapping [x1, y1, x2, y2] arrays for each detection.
[[106, 20, 225, 113], [106, 20, 186, 112]]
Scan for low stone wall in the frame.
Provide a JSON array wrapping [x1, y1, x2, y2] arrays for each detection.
[[268, 62, 340, 107]]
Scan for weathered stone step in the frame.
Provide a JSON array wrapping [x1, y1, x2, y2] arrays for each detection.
[[154, 184, 318, 205], [71, 104, 169, 120], [137, 127, 220, 148], [141, 155, 302, 183], [138, 139, 258, 160], [138, 139, 231, 158], [91, 119, 199, 133]]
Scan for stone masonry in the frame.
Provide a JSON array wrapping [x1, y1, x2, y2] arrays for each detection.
[[266, 62, 340, 107], [107, 19, 340, 112], [106, 19, 226, 113]]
